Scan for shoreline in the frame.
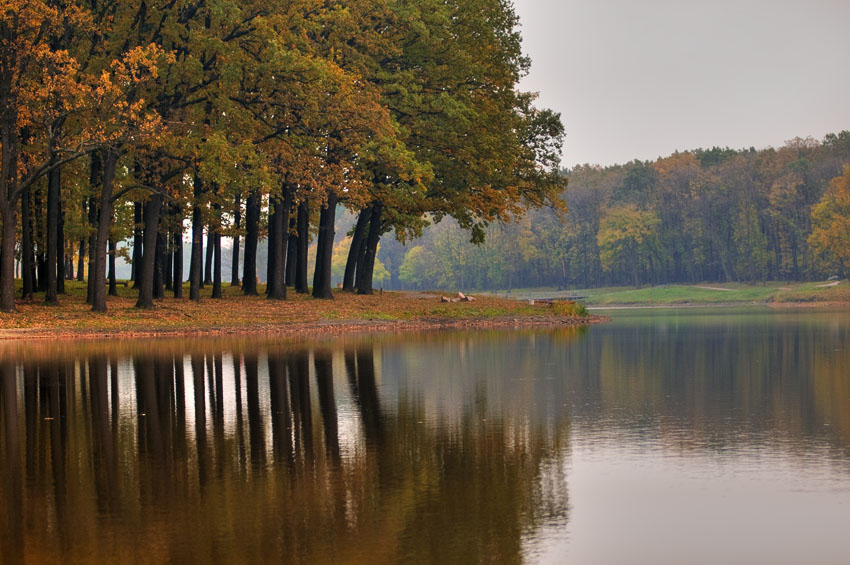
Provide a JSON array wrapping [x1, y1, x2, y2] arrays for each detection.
[[588, 301, 850, 310], [0, 313, 610, 342]]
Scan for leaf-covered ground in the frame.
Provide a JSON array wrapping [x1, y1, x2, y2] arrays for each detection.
[[1, 281, 600, 339]]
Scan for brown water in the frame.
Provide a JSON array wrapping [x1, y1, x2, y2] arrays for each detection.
[[1, 307, 849, 563]]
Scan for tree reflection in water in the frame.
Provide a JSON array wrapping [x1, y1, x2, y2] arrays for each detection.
[[0, 335, 572, 562]]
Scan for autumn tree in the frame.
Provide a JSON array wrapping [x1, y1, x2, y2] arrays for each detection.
[[809, 167, 850, 277]]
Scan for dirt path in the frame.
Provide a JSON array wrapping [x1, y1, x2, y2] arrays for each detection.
[[816, 281, 841, 288], [693, 285, 735, 291]]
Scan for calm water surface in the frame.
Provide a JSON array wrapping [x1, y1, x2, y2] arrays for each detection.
[[1, 307, 849, 563]]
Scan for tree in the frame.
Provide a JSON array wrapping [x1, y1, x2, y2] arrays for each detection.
[[809, 167, 850, 277], [597, 206, 660, 288]]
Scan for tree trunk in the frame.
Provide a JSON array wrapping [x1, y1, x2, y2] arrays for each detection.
[[136, 194, 162, 309], [0, 202, 17, 312], [212, 224, 222, 299], [76, 234, 85, 281], [242, 191, 259, 295], [266, 201, 279, 297], [108, 238, 117, 297], [231, 194, 241, 286], [343, 205, 372, 292], [56, 192, 65, 294], [285, 213, 297, 287], [45, 166, 60, 304], [86, 195, 98, 304], [268, 188, 292, 300], [20, 187, 34, 299], [132, 201, 142, 286], [34, 190, 46, 293], [295, 200, 309, 294], [92, 151, 118, 313], [189, 180, 203, 302], [163, 215, 173, 292], [312, 192, 337, 299], [173, 224, 184, 299], [356, 202, 382, 295], [204, 229, 214, 286], [153, 230, 165, 299]]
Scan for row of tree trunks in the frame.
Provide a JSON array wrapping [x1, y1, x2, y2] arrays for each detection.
[[356, 201, 383, 295], [267, 187, 293, 300], [135, 193, 162, 309], [342, 205, 372, 292], [91, 151, 118, 312], [342, 202, 382, 295]]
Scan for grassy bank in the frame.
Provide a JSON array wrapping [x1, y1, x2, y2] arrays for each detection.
[[496, 280, 850, 306], [1, 281, 600, 339]]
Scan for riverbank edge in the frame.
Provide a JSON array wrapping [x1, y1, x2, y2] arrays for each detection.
[[0, 313, 610, 342], [588, 300, 850, 310]]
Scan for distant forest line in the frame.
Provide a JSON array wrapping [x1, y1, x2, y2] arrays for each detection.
[[385, 132, 850, 291]]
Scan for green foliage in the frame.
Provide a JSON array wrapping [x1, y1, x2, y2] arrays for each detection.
[[551, 300, 588, 317], [383, 132, 850, 292]]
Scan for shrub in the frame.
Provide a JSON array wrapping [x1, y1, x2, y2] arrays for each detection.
[[551, 300, 589, 317]]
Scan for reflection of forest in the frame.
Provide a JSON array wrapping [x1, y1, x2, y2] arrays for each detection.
[[2, 315, 847, 562], [0, 338, 571, 563], [566, 314, 850, 456]]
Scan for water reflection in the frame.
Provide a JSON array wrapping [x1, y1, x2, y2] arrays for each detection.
[[1, 310, 849, 563], [0, 335, 572, 563]]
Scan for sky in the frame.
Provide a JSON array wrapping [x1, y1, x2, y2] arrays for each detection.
[[513, 0, 850, 168]]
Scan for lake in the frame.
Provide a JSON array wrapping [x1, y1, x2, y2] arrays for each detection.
[[1, 307, 849, 563]]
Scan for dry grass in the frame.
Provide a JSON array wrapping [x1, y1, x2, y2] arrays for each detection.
[[1, 281, 599, 339]]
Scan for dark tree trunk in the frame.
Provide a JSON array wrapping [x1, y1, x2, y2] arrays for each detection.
[[212, 215, 222, 299], [76, 235, 85, 282], [204, 230, 214, 286], [343, 205, 372, 292], [20, 186, 34, 299], [356, 202, 383, 295], [268, 187, 292, 300], [92, 151, 118, 313], [242, 191, 259, 295], [86, 195, 98, 304], [153, 230, 165, 300], [266, 201, 278, 297], [0, 202, 17, 312], [45, 166, 60, 303], [231, 194, 241, 286], [173, 223, 183, 299], [285, 213, 297, 287], [136, 194, 162, 309], [132, 201, 142, 287], [108, 238, 117, 297], [189, 180, 203, 302], [56, 192, 65, 294], [312, 191, 337, 299], [295, 200, 309, 294], [34, 190, 46, 293]]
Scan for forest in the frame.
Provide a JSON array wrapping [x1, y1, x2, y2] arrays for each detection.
[[0, 0, 565, 313], [389, 133, 850, 291]]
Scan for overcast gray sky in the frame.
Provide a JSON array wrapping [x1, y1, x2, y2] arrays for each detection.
[[513, 0, 850, 167]]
